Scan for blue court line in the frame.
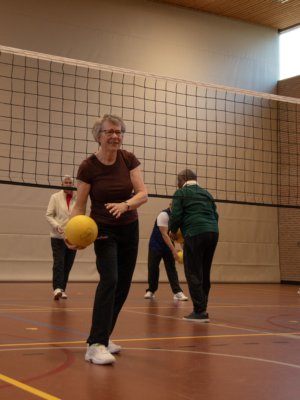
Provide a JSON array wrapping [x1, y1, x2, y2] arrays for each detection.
[[0, 313, 88, 336], [1, 312, 300, 345], [0, 338, 87, 344]]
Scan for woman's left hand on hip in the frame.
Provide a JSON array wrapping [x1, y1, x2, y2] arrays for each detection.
[[105, 202, 128, 218]]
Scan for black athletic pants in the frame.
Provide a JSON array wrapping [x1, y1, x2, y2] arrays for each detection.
[[183, 232, 219, 313], [51, 238, 77, 291], [87, 220, 139, 347], [146, 248, 182, 294]]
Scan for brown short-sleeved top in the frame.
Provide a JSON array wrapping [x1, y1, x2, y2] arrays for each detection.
[[76, 149, 141, 225]]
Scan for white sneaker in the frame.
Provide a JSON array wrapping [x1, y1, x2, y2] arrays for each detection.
[[144, 291, 155, 299], [85, 344, 116, 365], [53, 289, 63, 300], [298, 289, 300, 294], [61, 292, 67, 299], [107, 340, 122, 354], [173, 292, 188, 301]]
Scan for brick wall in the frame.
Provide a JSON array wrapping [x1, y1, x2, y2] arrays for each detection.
[[277, 75, 300, 282]]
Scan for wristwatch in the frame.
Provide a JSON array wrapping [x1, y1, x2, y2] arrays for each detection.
[[124, 201, 130, 210]]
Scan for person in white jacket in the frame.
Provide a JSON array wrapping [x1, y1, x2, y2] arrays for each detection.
[[46, 176, 77, 300]]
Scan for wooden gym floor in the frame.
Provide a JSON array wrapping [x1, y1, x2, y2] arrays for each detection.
[[0, 282, 300, 400]]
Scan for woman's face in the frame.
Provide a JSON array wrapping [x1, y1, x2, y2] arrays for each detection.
[[97, 121, 123, 152]]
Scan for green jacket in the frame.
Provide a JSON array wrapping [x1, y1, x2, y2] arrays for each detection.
[[169, 182, 219, 238]]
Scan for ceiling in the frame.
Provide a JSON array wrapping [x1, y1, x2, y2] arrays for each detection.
[[148, 0, 300, 30]]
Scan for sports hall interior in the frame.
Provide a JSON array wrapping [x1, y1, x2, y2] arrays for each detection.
[[1, 1, 300, 400]]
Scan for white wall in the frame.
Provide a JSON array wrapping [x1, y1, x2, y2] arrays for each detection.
[[0, 0, 279, 92], [0, 0, 280, 283]]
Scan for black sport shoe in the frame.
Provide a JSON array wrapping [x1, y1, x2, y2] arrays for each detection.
[[183, 311, 209, 323]]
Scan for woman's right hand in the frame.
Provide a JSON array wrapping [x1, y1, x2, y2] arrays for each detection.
[[57, 225, 65, 234], [64, 238, 86, 250], [172, 248, 180, 260]]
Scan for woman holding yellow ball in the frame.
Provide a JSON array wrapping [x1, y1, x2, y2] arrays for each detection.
[[65, 114, 148, 365]]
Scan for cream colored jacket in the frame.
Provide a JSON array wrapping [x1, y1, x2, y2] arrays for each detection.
[[45, 190, 77, 239]]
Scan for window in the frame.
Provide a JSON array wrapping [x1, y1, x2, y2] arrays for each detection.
[[280, 27, 300, 80]]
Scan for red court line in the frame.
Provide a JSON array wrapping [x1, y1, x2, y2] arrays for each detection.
[[0, 345, 76, 390]]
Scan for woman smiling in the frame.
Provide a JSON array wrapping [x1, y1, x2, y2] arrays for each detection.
[[65, 114, 148, 365]]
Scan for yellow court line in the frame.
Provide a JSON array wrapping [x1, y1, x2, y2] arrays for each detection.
[[1, 331, 300, 348], [0, 373, 61, 400]]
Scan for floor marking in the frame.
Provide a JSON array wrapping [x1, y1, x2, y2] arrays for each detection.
[[243, 343, 260, 345], [26, 328, 38, 330], [1, 304, 300, 312], [122, 309, 269, 333], [3, 308, 300, 345], [212, 286, 298, 296], [123, 347, 300, 369], [2, 346, 300, 371], [0, 310, 75, 313], [123, 309, 300, 338], [0, 341, 86, 348], [0, 313, 88, 336], [1, 331, 300, 348], [0, 347, 75, 391], [0, 338, 87, 344], [274, 341, 289, 343], [0, 373, 61, 399]]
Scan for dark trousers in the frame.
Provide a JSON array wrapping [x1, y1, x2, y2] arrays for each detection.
[[87, 220, 139, 347], [147, 248, 182, 294], [183, 232, 219, 313], [51, 238, 77, 291]]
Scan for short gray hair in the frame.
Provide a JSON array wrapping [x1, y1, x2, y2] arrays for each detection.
[[62, 175, 74, 184], [92, 114, 126, 142], [178, 169, 197, 181]]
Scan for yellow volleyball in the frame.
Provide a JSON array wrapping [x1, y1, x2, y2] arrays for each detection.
[[169, 229, 184, 244], [65, 215, 98, 247], [176, 251, 184, 264]]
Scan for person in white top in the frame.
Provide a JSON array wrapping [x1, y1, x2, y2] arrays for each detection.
[[45, 176, 77, 300], [145, 203, 188, 301]]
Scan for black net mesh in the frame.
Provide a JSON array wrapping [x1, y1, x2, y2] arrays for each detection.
[[1, 46, 300, 207]]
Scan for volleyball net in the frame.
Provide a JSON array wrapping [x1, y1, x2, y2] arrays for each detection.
[[1, 45, 300, 208]]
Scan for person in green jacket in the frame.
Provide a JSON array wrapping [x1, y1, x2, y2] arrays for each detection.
[[169, 169, 219, 322]]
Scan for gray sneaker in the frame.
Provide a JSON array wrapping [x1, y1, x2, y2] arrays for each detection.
[[53, 289, 63, 300], [85, 344, 116, 365], [144, 291, 154, 299], [173, 292, 188, 301], [107, 340, 122, 354], [183, 312, 209, 323]]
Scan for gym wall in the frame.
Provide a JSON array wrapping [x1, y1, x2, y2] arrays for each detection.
[[0, 0, 280, 282]]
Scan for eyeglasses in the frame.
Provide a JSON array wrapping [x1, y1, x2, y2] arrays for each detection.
[[100, 129, 123, 137]]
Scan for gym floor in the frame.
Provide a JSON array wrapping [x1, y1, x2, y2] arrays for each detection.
[[0, 282, 300, 400]]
